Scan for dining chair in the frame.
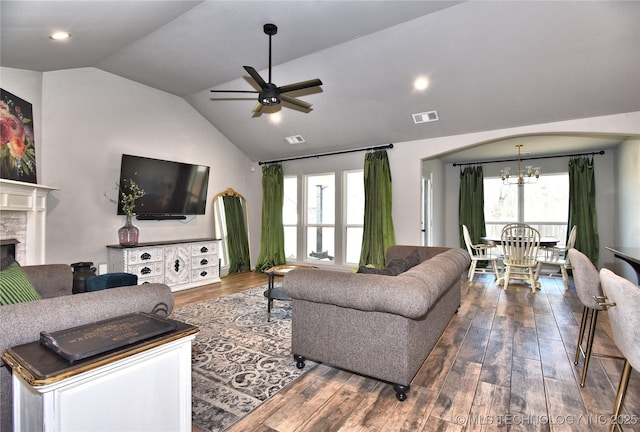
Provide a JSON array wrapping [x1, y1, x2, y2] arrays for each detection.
[[567, 248, 623, 387], [597, 269, 640, 432], [500, 223, 540, 293], [549, 224, 578, 261], [535, 225, 577, 290], [462, 224, 500, 284]]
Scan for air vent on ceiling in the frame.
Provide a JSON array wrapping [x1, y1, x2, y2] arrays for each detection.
[[412, 110, 438, 124], [285, 135, 306, 145]]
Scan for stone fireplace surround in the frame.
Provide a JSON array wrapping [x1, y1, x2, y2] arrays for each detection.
[[0, 179, 56, 265]]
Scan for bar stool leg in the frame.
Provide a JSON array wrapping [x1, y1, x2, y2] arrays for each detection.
[[580, 309, 599, 387], [610, 359, 632, 432], [575, 306, 589, 366]]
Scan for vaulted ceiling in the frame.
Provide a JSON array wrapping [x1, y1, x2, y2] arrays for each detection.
[[1, 1, 638, 162]]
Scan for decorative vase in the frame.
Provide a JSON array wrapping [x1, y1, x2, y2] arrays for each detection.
[[70, 262, 97, 294], [118, 215, 139, 247]]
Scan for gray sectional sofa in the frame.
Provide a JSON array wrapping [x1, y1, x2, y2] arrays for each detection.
[[283, 245, 470, 401], [0, 263, 174, 432]]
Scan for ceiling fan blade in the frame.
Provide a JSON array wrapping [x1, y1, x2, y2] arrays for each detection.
[[280, 94, 313, 110], [209, 90, 259, 93], [278, 79, 323, 94], [252, 102, 264, 114], [243, 66, 269, 89]]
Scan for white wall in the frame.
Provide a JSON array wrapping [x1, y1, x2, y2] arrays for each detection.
[[613, 138, 640, 280], [2, 67, 256, 266], [389, 114, 639, 248], [3, 65, 638, 275]]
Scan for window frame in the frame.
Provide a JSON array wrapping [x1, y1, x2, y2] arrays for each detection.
[[483, 172, 570, 240], [303, 172, 337, 264]]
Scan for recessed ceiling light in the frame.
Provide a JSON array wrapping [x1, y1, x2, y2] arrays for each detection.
[[414, 77, 429, 91], [49, 31, 71, 41]]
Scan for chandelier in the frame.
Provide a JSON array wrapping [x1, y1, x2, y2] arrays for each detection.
[[500, 145, 541, 185]]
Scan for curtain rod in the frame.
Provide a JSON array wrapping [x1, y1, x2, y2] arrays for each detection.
[[258, 143, 394, 165], [452, 150, 605, 167]]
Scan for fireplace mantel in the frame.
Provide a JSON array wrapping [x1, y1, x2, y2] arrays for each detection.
[[0, 179, 57, 265]]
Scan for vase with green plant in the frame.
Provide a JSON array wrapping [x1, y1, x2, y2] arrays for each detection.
[[108, 179, 145, 247]]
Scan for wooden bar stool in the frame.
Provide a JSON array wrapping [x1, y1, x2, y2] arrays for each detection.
[[567, 248, 623, 387], [598, 268, 640, 432]]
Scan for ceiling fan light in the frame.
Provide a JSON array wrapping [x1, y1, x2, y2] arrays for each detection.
[[270, 112, 282, 124], [259, 88, 280, 106]]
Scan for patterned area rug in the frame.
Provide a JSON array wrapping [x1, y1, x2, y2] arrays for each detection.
[[170, 286, 314, 432]]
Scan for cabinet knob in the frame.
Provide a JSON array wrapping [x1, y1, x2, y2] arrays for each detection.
[[141, 252, 151, 261], [141, 267, 151, 275], [174, 259, 180, 272], [200, 259, 208, 265], [200, 247, 209, 253], [200, 271, 207, 277]]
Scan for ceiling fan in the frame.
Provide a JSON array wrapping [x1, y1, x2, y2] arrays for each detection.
[[210, 23, 323, 114]]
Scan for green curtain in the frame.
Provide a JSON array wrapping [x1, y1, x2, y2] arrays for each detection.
[[458, 166, 486, 248], [568, 157, 599, 265], [359, 150, 396, 268], [255, 164, 286, 272], [222, 195, 250, 274]]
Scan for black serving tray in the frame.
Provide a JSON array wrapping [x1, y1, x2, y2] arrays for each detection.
[[39, 312, 178, 363]]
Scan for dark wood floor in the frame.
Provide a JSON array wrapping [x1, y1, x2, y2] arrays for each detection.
[[174, 271, 640, 432]]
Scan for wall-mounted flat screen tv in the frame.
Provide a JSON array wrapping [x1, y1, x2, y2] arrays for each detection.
[[117, 154, 210, 219]]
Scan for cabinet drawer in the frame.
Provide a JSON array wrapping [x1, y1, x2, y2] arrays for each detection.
[[191, 266, 218, 282], [191, 254, 216, 269], [126, 262, 163, 278], [123, 247, 164, 264], [191, 242, 218, 257], [138, 275, 164, 285]]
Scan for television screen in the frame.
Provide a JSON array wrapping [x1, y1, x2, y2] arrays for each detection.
[[117, 154, 210, 217]]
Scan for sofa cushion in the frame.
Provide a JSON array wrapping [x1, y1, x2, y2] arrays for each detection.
[[357, 249, 422, 276], [0, 263, 42, 305], [357, 265, 380, 274]]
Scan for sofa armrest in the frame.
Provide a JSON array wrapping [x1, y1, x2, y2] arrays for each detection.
[[0, 283, 174, 361], [22, 264, 73, 299]]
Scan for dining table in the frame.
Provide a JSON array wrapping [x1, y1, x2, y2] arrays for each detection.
[[480, 236, 559, 248], [605, 246, 640, 284]]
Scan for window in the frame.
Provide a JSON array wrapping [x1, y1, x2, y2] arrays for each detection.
[[484, 173, 569, 240], [344, 170, 364, 264], [305, 173, 335, 261], [283, 176, 297, 260], [284, 169, 365, 266]]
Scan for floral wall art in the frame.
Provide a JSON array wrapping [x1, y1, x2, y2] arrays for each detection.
[[1, 89, 37, 183]]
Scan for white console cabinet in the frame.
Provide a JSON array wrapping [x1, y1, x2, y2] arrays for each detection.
[[5, 324, 198, 432], [107, 238, 220, 291]]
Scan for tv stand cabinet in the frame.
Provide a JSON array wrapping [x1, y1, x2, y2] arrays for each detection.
[[107, 238, 220, 292]]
